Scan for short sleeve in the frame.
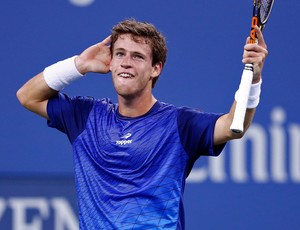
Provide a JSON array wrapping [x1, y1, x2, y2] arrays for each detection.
[[177, 107, 226, 161], [47, 93, 95, 143]]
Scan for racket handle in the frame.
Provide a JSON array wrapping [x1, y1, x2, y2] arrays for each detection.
[[230, 63, 254, 133]]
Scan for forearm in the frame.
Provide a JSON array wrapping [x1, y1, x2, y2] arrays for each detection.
[[17, 56, 85, 119], [214, 80, 261, 145], [17, 72, 58, 119], [228, 101, 256, 135], [17, 35, 112, 119], [214, 27, 267, 145]]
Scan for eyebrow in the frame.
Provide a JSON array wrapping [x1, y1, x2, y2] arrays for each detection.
[[114, 48, 147, 58]]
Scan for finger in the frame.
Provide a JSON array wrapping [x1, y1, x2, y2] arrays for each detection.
[[245, 36, 250, 45], [102, 35, 111, 46], [255, 26, 267, 48], [95, 35, 111, 50]]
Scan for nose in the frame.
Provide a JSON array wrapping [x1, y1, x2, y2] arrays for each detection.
[[121, 55, 132, 68]]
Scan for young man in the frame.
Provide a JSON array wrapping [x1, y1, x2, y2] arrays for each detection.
[[17, 19, 268, 229]]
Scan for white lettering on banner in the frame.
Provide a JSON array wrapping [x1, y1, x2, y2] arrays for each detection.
[[8, 198, 49, 230], [270, 107, 287, 182], [290, 124, 300, 182], [51, 198, 78, 230], [69, 0, 94, 7], [0, 197, 78, 230], [187, 107, 300, 184]]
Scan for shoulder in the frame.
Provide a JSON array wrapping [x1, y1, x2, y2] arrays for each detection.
[[49, 94, 116, 110], [177, 106, 223, 122]]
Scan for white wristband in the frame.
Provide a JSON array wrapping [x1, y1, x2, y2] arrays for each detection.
[[235, 78, 262, 109], [43, 56, 84, 91]]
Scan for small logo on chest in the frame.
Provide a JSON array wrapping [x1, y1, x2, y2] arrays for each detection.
[[116, 133, 133, 145]]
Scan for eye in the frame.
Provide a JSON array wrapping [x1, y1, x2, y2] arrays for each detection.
[[115, 51, 124, 57], [133, 54, 144, 61]]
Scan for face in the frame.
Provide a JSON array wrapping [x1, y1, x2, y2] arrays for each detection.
[[110, 34, 161, 99]]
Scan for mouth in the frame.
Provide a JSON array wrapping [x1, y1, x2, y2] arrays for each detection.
[[118, 72, 134, 79]]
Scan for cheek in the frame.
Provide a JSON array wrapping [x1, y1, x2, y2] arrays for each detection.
[[109, 57, 118, 71]]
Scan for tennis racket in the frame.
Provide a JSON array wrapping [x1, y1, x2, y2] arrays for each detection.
[[230, 0, 275, 133]]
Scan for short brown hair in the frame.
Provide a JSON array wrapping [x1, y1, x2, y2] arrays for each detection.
[[110, 19, 167, 88]]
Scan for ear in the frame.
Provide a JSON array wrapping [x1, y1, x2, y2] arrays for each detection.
[[151, 62, 163, 78]]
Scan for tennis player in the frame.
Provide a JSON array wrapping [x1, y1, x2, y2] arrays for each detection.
[[17, 19, 268, 229]]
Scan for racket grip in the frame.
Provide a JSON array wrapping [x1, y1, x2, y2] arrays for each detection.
[[230, 64, 254, 133]]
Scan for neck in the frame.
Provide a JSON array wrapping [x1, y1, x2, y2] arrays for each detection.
[[117, 94, 157, 117]]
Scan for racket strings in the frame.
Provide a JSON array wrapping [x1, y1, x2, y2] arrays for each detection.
[[260, 0, 274, 22]]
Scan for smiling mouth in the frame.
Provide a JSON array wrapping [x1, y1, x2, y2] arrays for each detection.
[[118, 73, 134, 78]]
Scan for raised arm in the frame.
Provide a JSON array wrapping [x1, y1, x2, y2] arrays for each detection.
[[16, 36, 112, 119], [16, 72, 57, 119], [214, 26, 268, 145]]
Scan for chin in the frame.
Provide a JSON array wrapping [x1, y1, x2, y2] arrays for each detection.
[[115, 87, 136, 98]]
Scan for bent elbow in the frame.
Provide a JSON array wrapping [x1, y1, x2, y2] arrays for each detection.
[[16, 87, 28, 107], [16, 87, 38, 111]]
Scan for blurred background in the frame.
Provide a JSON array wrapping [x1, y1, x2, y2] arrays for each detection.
[[1, 0, 299, 229]]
